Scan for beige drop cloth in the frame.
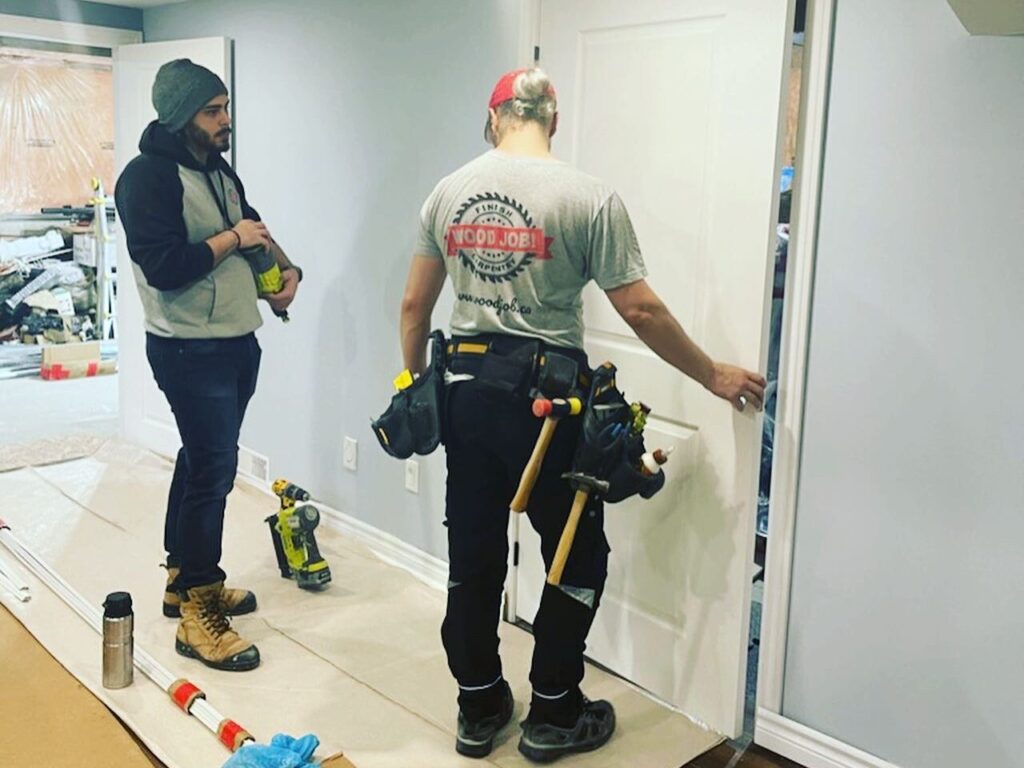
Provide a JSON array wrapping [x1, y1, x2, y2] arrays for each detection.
[[0, 432, 106, 472], [0, 439, 720, 767]]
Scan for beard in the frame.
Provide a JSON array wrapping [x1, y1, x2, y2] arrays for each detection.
[[184, 121, 231, 154]]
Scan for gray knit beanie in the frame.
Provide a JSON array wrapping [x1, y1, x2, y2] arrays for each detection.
[[151, 59, 228, 133]]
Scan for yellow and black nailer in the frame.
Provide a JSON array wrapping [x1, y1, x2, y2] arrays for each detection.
[[265, 480, 331, 590]]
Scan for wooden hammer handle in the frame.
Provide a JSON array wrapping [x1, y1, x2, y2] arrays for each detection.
[[510, 417, 558, 513], [547, 489, 590, 586]]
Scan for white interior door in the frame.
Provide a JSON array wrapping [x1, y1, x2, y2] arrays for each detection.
[[514, 0, 790, 737], [113, 38, 232, 458]]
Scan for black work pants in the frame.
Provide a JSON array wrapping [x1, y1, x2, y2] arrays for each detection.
[[441, 339, 609, 725]]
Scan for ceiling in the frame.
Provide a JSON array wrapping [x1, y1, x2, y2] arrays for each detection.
[[947, 0, 1024, 35], [95, 0, 188, 8]]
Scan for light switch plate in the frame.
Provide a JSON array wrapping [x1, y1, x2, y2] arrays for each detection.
[[343, 436, 358, 472], [405, 459, 419, 493]]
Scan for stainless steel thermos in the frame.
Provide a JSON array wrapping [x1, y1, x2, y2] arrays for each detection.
[[102, 591, 134, 689]]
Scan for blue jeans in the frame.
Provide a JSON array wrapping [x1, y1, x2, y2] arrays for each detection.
[[146, 333, 261, 591]]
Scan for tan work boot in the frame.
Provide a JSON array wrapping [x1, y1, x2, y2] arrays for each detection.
[[175, 582, 261, 672], [163, 565, 257, 618]]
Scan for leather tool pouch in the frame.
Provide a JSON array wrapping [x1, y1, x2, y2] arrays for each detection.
[[569, 362, 667, 503], [477, 339, 540, 398], [535, 351, 580, 399], [372, 330, 447, 459], [603, 437, 666, 503]]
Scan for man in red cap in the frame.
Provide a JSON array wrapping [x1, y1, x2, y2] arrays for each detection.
[[400, 67, 764, 762]]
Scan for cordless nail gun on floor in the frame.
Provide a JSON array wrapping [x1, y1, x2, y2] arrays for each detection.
[[265, 480, 332, 590]]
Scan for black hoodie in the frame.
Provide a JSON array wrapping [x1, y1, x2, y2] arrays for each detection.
[[115, 121, 263, 338]]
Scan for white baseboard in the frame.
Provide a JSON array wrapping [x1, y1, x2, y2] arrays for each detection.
[[235, 473, 448, 593], [755, 709, 900, 768], [316, 504, 448, 593]]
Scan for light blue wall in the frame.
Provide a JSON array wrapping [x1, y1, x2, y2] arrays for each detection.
[[143, 0, 525, 560], [0, 0, 142, 30], [783, 1, 1024, 766]]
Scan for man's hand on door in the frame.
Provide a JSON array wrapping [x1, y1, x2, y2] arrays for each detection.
[[709, 362, 766, 412]]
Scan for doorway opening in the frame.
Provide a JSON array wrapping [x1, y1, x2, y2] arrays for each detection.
[[740, 0, 806, 751], [0, 36, 119, 445]]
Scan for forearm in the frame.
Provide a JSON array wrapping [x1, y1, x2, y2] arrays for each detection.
[[632, 304, 715, 388], [205, 228, 241, 266], [399, 254, 448, 374], [269, 240, 299, 273], [400, 307, 431, 374], [608, 280, 765, 410]]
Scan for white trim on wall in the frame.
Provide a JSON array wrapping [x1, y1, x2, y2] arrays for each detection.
[[517, 0, 541, 66], [756, 710, 901, 768], [0, 13, 141, 47], [752, 3, 904, 767], [319, 502, 449, 593], [750, 5, 906, 768], [237, 472, 449, 593], [756, 0, 837, 714]]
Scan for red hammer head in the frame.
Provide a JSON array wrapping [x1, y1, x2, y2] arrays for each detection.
[[533, 398, 554, 418], [533, 397, 583, 419]]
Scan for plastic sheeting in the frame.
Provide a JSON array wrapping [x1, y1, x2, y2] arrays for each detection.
[[0, 228, 64, 260], [0, 48, 115, 215]]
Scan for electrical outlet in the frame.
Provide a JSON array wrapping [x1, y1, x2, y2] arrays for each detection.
[[405, 459, 419, 494], [343, 436, 358, 471]]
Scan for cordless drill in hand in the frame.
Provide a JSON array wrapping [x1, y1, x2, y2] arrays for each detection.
[[265, 480, 331, 590], [241, 245, 290, 322]]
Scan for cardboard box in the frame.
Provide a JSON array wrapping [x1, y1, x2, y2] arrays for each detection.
[[40, 341, 116, 380], [72, 233, 116, 269]]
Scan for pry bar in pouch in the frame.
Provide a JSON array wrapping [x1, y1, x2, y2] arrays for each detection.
[[372, 330, 447, 459]]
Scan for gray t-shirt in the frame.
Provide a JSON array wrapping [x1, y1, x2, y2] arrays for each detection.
[[416, 150, 646, 350]]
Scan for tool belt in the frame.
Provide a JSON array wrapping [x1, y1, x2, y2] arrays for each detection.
[[372, 330, 447, 459], [447, 334, 590, 400], [569, 362, 666, 504]]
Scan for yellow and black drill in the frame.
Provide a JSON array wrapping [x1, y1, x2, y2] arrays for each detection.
[[265, 480, 331, 590]]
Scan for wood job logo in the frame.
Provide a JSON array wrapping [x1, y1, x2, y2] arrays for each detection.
[[446, 192, 553, 283]]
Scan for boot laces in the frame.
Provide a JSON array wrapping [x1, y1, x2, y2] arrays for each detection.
[[197, 591, 231, 637]]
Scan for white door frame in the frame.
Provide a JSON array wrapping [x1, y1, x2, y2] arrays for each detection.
[[754, 2, 899, 767], [113, 37, 234, 461]]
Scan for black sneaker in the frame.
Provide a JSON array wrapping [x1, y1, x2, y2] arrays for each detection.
[[456, 680, 515, 758], [518, 698, 616, 763]]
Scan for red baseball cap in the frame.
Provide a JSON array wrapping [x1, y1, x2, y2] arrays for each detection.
[[488, 68, 556, 109]]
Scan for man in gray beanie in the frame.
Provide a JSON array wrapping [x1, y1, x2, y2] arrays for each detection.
[[115, 58, 304, 672]]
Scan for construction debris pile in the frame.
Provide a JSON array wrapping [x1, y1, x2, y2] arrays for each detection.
[[0, 227, 109, 345]]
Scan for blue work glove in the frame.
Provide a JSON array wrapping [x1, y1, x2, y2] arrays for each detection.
[[221, 733, 320, 768]]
